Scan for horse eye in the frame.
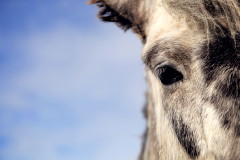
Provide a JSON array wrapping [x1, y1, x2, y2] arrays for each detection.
[[156, 65, 183, 85]]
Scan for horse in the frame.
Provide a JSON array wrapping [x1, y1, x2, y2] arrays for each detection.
[[89, 0, 240, 159]]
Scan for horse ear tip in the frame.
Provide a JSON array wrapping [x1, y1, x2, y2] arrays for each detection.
[[87, 0, 93, 5], [87, 0, 100, 5]]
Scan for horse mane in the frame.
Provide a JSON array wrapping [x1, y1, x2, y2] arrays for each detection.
[[163, 0, 240, 38]]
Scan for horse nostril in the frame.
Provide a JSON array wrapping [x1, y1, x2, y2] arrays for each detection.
[[156, 65, 183, 85]]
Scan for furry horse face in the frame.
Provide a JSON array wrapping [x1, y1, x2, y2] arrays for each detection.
[[90, 0, 240, 159]]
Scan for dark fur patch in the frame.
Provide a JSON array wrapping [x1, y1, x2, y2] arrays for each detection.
[[171, 116, 200, 159], [203, 0, 235, 21], [202, 28, 240, 83], [201, 25, 240, 136], [223, 115, 231, 129], [235, 124, 240, 137], [211, 95, 240, 136], [221, 73, 240, 98], [203, 0, 224, 17]]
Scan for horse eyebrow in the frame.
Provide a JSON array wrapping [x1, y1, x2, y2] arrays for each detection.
[[142, 44, 161, 69], [143, 41, 191, 69]]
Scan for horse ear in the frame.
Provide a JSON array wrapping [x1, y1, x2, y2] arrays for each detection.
[[88, 0, 147, 41]]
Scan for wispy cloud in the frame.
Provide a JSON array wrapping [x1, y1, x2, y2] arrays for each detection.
[[0, 19, 146, 160]]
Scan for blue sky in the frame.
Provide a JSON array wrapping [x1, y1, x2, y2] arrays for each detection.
[[0, 1, 146, 160]]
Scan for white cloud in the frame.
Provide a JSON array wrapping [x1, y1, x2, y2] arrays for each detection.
[[8, 23, 144, 99]]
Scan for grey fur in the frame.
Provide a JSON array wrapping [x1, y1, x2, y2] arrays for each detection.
[[90, 0, 240, 159]]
